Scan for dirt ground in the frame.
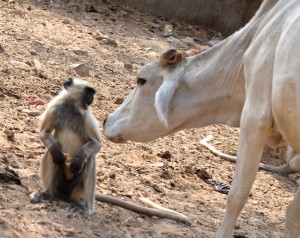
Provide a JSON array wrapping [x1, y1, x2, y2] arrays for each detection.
[[0, 0, 298, 237]]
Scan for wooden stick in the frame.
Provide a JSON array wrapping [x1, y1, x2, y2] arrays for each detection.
[[139, 197, 188, 219], [95, 193, 190, 224], [200, 135, 295, 175], [200, 135, 237, 163]]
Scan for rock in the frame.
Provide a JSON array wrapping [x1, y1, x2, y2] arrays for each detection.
[[44, 0, 53, 5], [166, 36, 187, 49], [72, 48, 88, 55], [157, 151, 172, 160], [22, 109, 42, 116], [181, 37, 197, 48], [148, 52, 158, 60], [118, 9, 129, 17], [85, 5, 98, 13], [233, 232, 247, 238], [195, 168, 211, 180], [123, 63, 132, 71], [10, 10, 26, 16], [33, 59, 42, 73], [62, 19, 70, 24], [94, 32, 109, 41], [0, 44, 4, 53], [0, 167, 21, 185], [113, 97, 124, 104], [28, 98, 46, 105], [64, 228, 75, 237], [33, 40, 45, 45], [206, 36, 222, 46], [10, 60, 31, 71], [145, 21, 162, 29], [5, 129, 15, 142], [101, 38, 118, 46], [29, 50, 38, 55], [162, 24, 173, 37], [37, 220, 47, 225], [109, 172, 116, 179], [70, 63, 89, 77], [38, 71, 48, 79]]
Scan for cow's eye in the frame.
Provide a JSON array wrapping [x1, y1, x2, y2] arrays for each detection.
[[137, 78, 147, 85]]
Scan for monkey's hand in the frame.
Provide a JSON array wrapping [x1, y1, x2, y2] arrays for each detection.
[[70, 151, 86, 174], [49, 144, 66, 165]]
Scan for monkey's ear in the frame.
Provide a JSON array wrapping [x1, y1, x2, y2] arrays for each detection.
[[64, 78, 73, 90], [85, 87, 96, 95]]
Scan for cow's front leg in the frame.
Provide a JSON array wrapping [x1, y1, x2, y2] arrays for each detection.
[[286, 186, 300, 237], [217, 108, 272, 238]]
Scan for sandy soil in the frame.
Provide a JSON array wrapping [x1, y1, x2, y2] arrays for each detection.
[[0, 0, 298, 237]]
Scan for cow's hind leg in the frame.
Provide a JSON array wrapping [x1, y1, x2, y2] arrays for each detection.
[[216, 105, 272, 238]]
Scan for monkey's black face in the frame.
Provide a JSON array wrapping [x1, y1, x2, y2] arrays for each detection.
[[82, 87, 96, 109]]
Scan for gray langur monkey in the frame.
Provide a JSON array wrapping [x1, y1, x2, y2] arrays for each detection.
[[30, 78, 189, 223], [30, 77, 101, 215]]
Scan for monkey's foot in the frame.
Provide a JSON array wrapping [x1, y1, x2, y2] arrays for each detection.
[[30, 190, 51, 203], [68, 203, 87, 214]]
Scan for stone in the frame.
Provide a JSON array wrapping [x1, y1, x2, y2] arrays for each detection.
[[162, 24, 173, 37], [101, 38, 118, 46], [206, 36, 222, 46], [22, 109, 42, 116], [145, 21, 162, 29], [70, 63, 89, 77], [94, 32, 109, 41], [33, 59, 42, 73], [166, 36, 187, 49], [113, 97, 124, 104], [10, 60, 31, 71], [72, 48, 88, 55], [148, 52, 158, 60], [181, 37, 197, 48], [123, 63, 132, 71]]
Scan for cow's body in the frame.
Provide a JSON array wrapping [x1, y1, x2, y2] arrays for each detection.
[[104, 0, 300, 236]]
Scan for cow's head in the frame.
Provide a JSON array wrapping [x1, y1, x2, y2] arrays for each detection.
[[103, 48, 204, 143]]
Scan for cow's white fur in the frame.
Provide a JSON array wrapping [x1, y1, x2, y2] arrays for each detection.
[[104, 0, 300, 236]]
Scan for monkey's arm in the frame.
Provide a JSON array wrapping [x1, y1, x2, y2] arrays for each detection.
[[40, 110, 66, 165], [71, 119, 101, 174]]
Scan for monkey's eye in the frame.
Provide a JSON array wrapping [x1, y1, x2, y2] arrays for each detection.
[[137, 78, 147, 85]]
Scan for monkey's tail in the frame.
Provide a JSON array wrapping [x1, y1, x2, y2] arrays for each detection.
[[258, 163, 296, 176], [95, 193, 190, 224]]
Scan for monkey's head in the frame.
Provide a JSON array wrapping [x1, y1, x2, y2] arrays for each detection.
[[63, 78, 96, 110]]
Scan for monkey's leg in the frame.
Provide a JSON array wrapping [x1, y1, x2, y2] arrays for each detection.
[[30, 152, 56, 203], [69, 157, 96, 215], [69, 203, 87, 213]]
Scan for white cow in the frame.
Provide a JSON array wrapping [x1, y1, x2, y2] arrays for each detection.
[[103, 0, 300, 236]]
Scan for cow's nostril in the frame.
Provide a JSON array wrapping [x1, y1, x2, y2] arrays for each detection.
[[103, 117, 107, 127]]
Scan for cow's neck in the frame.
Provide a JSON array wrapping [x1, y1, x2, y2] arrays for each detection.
[[175, 5, 271, 130], [181, 40, 246, 128]]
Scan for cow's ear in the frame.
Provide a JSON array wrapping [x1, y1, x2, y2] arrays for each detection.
[[154, 79, 179, 127]]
